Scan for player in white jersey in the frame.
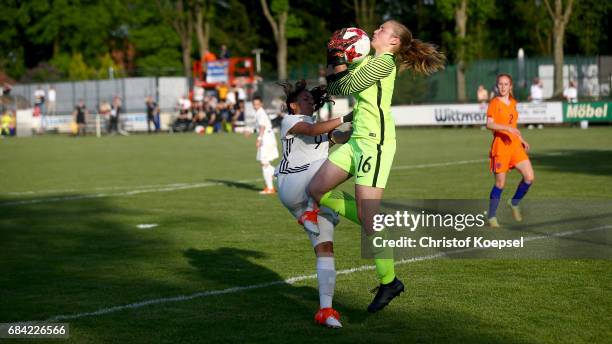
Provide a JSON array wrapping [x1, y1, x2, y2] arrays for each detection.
[[275, 80, 353, 328], [253, 96, 279, 194]]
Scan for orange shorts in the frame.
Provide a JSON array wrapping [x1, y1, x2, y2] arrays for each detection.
[[489, 147, 529, 174]]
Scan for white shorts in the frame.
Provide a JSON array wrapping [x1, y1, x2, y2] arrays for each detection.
[[257, 130, 279, 163], [277, 159, 338, 247]]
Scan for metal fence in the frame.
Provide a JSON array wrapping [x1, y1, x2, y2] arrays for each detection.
[[8, 77, 188, 115], [279, 55, 612, 105], [6, 55, 611, 115]]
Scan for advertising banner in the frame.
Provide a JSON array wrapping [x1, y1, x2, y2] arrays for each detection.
[[206, 61, 229, 83], [563, 102, 611, 122], [392, 102, 562, 126]]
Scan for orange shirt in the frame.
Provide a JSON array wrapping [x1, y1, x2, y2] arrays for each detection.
[[487, 97, 520, 152]]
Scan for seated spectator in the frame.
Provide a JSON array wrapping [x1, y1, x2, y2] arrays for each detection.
[[216, 83, 229, 102], [232, 100, 246, 132], [226, 85, 237, 107], [217, 100, 232, 133], [177, 95, 192, 118]]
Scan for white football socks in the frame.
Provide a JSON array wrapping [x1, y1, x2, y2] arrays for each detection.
[[316, 256, 336, 309], [262, 165, 275, 190]]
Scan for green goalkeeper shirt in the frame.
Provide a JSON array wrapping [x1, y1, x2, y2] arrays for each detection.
[[327, 52, 397, 145]]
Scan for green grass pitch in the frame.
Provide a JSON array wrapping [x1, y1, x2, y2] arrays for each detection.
[[1, 127, 611, 343]]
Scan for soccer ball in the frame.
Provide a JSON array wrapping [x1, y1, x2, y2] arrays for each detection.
[[342, 28, 371, 64]]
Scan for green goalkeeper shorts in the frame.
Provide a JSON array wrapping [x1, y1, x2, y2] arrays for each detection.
[[328, 137, 396, 188]]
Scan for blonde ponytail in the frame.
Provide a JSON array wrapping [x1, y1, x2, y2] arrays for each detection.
[[388, 20, 446, 75]]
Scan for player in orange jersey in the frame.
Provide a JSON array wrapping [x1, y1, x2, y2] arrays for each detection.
[[485, 73, 535, 227]]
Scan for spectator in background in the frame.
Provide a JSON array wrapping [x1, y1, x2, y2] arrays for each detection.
[[34, 86, 45, 109], [1, 109, 15, 136], [193, 84, 205, 110], [318, 65, 327, 85], [216, 99, 232, 132], [217, 83, 229, 102], [219, 44, 230, 59], [34, 86, 46, 133], [232, 99, 246, 132], [529, 78, 543, 103], [563, 80, 578, 103], [145, 96, 160, 133], [192, 108, 208, 134], [235, 84, 247, 103], [2, 83, 11, 95], [226, 85, 237, 107], [178, 95, 191, 117], [72, 99, 88, 136], [99, 100, 111, 133], [202, 49, 217, 78], [47, 86, 56, 116], [109, 96, 122, 135], [203, 49, 217, 63], [477, 85, 489, 104]]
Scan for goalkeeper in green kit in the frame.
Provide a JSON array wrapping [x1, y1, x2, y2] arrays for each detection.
[[303, 20, 445, 313]]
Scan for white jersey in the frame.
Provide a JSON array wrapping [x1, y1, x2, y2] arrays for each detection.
[[255, 107, 273, 130], [276, 114, 329, 175], [255, 107, 278, 162]]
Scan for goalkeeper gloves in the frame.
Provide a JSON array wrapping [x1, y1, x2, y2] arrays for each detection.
[[327, 29, 360, 67]]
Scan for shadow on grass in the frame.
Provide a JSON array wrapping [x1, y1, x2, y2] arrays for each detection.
[[532, 149, 612, 176], [0, 194, 208, 323], [206, 179, 262, 192], [0, 195, 534, 343], [180, 247, 531, 343]]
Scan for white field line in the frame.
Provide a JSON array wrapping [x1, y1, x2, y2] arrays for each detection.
[[0, 183, 198, 196], [0, 179, 262, 207], [32, 224, 610, 323], [392, 158, 486, 170], [2, 159, 485, 205]]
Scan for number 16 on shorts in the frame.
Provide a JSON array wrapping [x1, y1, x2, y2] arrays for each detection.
[[357, 155, 373, 175]]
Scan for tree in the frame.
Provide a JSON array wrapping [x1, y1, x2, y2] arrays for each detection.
[[543, 0, 574, 97], [566, 0, 612, 55], [260, 0, 288, 80], [195, 0, 214, 60], [454, 0, 467, 102], [353, 0, 378, 35], [260, 0, 305, 80], [157, 0, 194, 77], [438, 0, 494, 102]]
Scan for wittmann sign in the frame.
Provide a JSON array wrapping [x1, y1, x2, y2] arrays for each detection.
[[392, 102, 562, 126], [563, 102, 611, 122]]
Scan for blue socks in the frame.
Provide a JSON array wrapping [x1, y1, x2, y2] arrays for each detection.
[[511, 180, 532, 206], [488, 186, 503, 218], [489, 181, 532, 218]]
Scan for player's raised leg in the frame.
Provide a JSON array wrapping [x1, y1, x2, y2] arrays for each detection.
[[508, 159, 535, 221], [303, 159, 351, 235]]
